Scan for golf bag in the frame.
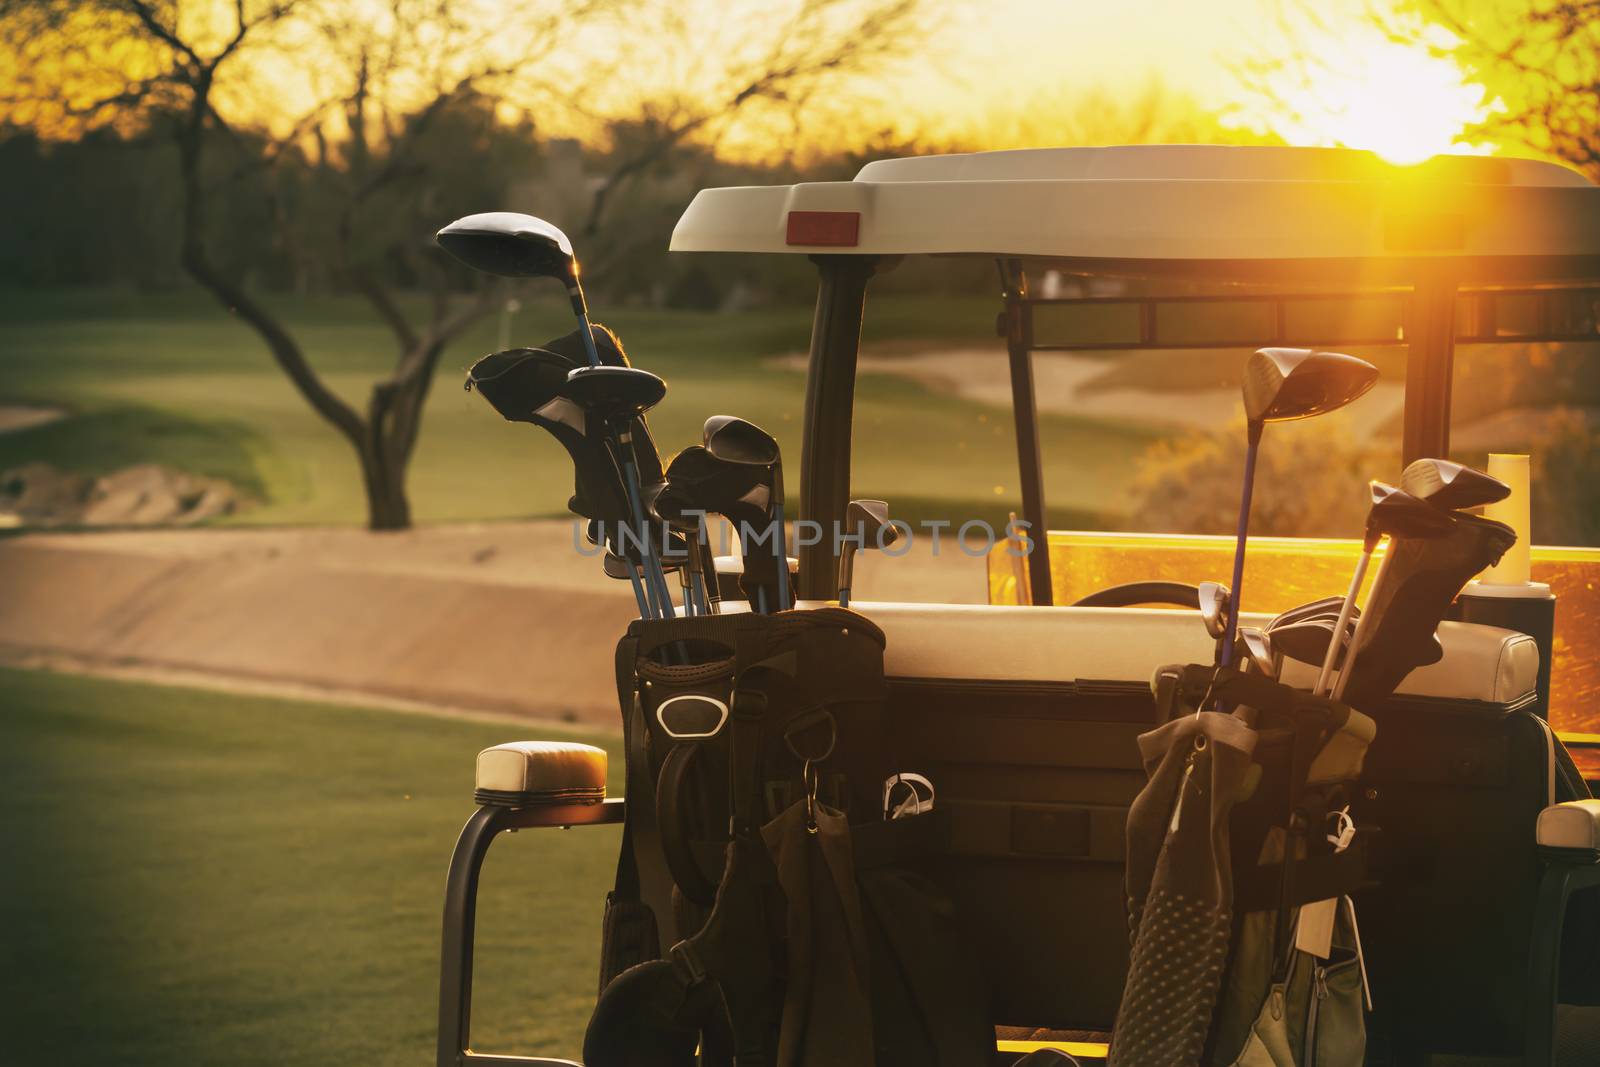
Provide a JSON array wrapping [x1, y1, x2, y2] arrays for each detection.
[[588, 607, 993, 1066], [1112, 666, 1374, 1067]]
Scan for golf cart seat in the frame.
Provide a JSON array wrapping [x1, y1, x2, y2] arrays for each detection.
[[474, 741, 607, 807], [1539, 799, 1600, 855]]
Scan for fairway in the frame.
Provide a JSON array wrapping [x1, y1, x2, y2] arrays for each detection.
[[0, 667, 621, 1065], [0, 287, 1165, 530]]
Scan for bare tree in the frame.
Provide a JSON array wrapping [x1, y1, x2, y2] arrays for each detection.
[[0, 0, 589, 529], [1386, 0, 1600, 179], [572, 0, 927, 239]]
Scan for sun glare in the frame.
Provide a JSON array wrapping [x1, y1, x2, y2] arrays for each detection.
[[1251, 24, 1494, 164]]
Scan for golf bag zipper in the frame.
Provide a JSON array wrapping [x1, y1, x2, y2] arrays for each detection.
[[1304, 961, 1329, 1066]]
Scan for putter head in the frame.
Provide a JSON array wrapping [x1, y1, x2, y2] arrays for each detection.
[[702, 415, 779, 466], [561, 365, 666, 419], [1237, 626, 1277, 678], [1198, 580, 1231, 640], [1400, 458, 1511, 512], [1367, 481, 1460, 540], [845, 499, 899, 550], [436, 212, 577, 280], [1268, 617, 1339, 668], [1241, 348, 1380, 425]]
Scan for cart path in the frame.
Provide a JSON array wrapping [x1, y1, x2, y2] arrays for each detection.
[[0, 522, 984, 726], [775, 348, 1406, 436]]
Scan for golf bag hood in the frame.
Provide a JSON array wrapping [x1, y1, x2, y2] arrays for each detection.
[[1340, 513, 1516, 710], [463, 324, 667, 547]]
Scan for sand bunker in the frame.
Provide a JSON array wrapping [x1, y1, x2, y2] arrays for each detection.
[[0, 462, 241, 528]]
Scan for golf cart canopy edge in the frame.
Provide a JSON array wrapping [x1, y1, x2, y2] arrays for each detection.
[[670, 146, 1600, 267]]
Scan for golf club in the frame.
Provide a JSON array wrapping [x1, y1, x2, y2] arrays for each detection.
[[1198, 580, 1230, 644], [1315, 482, 1457, 696], [702, 415, 788, 612], [1399, 457, 1511, 513], [1219, 348, 1379, 673], [436, 212, 604, 367], [654, 445, 769, 616], [562, 365, 676, 617], [1237, 626, 1277, 678], [1330, 490, 1461, 702], [464, 345, 653, 619], [1269, 616, 1339, 671], [837, 500, 900, 607], [1266, 595, 1351, 632]]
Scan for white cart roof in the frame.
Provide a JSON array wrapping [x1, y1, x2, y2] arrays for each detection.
[[669, 145, 1600, 268]]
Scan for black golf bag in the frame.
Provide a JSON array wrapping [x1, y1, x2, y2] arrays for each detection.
[[587, 607, 993, 1067]]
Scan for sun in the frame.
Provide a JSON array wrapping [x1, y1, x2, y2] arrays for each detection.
[[1247, 23, 1495, 164]]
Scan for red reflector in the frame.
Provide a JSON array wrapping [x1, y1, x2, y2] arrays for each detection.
[[786, 211, 860, 247]]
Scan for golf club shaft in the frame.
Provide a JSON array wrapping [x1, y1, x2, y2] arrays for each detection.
[[1220, 434, 1261, 669], [1332, 549, 1393, 702], [1315, 548, 1372, 696], [773, 501, 790, 612], [697, 519, 720, 614], [838, 542, 859, 608], [614, 440, 675, 619], [623, 563, 651, 620]]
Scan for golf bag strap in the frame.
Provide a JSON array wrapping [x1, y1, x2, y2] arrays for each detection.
[[658, 742, 718, 907]]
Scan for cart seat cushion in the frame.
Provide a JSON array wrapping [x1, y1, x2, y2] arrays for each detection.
[[1537, 799, 1600, 856], [475, 741, 607, 807], [827, 603, 1537, 707]]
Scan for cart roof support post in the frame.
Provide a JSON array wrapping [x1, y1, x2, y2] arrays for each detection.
[[798, 254, 877, 600], [1403, 260, 1461, 464], [1001, 260, 1054, 607]]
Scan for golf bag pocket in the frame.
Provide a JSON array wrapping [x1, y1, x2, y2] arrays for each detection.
[[624, 608, 893, 928]]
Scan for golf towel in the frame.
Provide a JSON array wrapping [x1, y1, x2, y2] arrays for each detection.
[[1110, 710, 1259, 1067]]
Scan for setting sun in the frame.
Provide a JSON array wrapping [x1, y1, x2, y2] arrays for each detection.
[[1248, 22, 1495, 164]]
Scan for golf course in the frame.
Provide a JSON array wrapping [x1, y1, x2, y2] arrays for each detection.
[[0, 286, 1170, 533]]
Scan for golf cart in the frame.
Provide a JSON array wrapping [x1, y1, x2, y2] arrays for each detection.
[[436, 146, 1600, 1066]]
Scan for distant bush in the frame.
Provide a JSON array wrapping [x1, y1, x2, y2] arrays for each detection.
[[1129, 415, 1395, 538]]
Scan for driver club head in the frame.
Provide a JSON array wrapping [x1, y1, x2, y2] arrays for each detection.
[[435, 212, 577, 280], [1367, 481, 1460, 541], [1399, 458, 1511, 512], [1198, 580, 1231, 640], [1241, 348, 1380, 426], [560, 365, 666, 420]]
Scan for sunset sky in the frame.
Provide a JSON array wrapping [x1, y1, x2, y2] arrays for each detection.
[[4, 0, 1511, 167]]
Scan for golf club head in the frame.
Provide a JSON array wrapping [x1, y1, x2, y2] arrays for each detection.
[[1399, 458, 1511, 512], [1269, 617, 1339, 668], [1198, 580, 1231, 640], [1237, 626, 1277, 678], [561, 365, 666, 420], [1367, 481, 1460, 540], [1268, 595, 1356, 631], [844, 499, 899, 550], [436, 212, 577, 280], [1241, 348, 1380, 425], [702, 415, 780, 466]]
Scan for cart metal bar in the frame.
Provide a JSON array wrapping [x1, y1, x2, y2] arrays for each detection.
[[1012, 285, 1600, 351], [438, 799, 625, 1067], [1002, 259, 1054, 607], [1403, 262, 1461, 464], [798, 254, 878, 600]]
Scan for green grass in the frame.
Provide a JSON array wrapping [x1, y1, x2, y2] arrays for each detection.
[[0, 667, 623, 1065], [0, 285, 1169, 527]]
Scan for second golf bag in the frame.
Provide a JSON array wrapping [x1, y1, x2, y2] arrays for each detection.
[[586, 606, 993, 1067], [1111, 666, 1375, 1067]]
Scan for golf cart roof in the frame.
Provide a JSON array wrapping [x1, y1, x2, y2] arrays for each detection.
[[670, 145, 1600, 277]]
